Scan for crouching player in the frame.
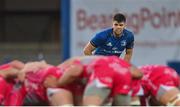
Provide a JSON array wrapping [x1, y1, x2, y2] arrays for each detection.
[[139, 65, 180, 106], [44, 56, 143, 106], [0, 60, 62, 106], [0, 60, 25, 106], [17, 61, 63, 106]]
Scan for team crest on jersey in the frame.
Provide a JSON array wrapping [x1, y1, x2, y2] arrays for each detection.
[[106, 42, 112, 46], [121, 40, 126, 46]]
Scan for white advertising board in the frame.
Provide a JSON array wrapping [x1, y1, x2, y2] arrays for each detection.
[[70, 0, 180, 65]]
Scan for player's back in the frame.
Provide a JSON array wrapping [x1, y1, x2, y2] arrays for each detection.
[[139, 65, 178, 79], [78, 56, 130, 77], [139, 65, 180, 95], [24, 66, 62, 101]]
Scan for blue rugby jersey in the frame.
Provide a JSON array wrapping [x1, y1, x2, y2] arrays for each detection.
[[90, 28, 134, 57]]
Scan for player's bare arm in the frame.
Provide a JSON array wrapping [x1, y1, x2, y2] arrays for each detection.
[[130, 65, 143, 79], [17, 61, 50, 82], [45, 61, 84, 88], [0, 68, 19, 79], [9, 60, 25, 69], [83, 42, 96, 55], [124, 48, 133, 62], [57, 57, 81, 68], [57, 64, 83, 87]]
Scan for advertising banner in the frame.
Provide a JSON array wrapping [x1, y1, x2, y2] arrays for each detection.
[[70, 0, 180, 65]]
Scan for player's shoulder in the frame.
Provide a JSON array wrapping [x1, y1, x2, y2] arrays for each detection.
[[123, 28, 134, 37], [0, 63, 11, 70]]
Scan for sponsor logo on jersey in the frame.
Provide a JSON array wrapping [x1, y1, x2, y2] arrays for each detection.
[[106, 42, 112, 46], [121, 40, 126, 46]]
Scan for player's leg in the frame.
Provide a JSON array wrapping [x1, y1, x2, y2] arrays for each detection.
[[157, 85, 180, 106], [110, 66, 132, 106], [83, 79, 111, 106], [73, 94, 83, 106], [47, 88, 74, 106], [131, 79, 144, 106], [131, 96, 141, 106], [72, 86, 84, 106], [112, 94, 131, 106], [148, 96, 162, 106]]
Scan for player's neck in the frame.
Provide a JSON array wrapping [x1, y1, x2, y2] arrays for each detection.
[[113, 32, 122, 38]]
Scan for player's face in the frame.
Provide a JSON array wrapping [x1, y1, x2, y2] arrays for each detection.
[[112, 21, 126, 37]]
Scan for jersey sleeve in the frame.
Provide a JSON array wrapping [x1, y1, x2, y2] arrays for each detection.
[[90, 31, 108, 48], [0, 64, 11, 70], [126, 32, 134, 49]]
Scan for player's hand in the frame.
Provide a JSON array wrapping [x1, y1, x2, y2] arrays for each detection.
[[17, 71, 26, 82], [44, 75, 58, 88], [22, 61, 48, 73]]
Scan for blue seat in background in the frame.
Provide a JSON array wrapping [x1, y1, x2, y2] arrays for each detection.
[[167, 61, 180, 75]]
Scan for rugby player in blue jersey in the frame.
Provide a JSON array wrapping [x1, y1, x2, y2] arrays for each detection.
[[83, 13, 134, 62]]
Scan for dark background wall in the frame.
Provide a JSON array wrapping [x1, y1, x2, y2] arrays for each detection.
[[0, 0, 61, 64]]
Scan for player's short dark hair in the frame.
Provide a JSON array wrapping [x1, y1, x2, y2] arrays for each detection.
[[113, 13, 126, 23]]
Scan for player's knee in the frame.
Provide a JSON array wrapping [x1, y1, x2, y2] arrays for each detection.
[[167, 93, 180, 106], [130, 99, 140, 106], [112, 94, 131, 106], [60, 104, 73, 106], [84, 80, 110, 100], [83, 81, 111, 105]]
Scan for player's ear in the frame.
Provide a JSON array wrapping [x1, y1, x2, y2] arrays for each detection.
[[124, 23, 127, 28]]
